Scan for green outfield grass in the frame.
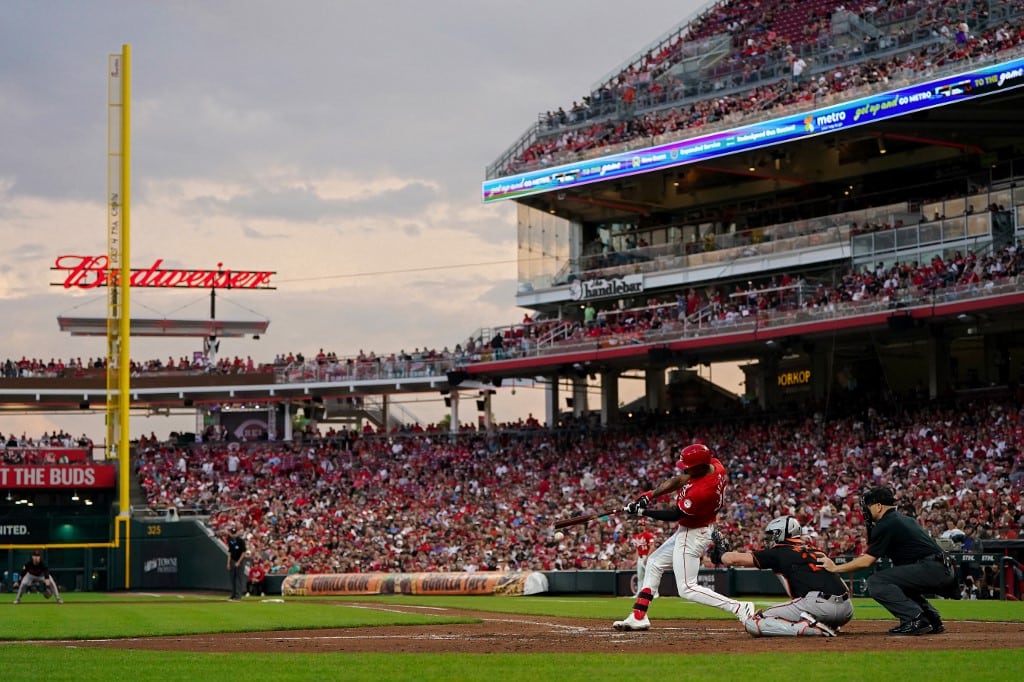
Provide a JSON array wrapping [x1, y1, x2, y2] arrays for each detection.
[[1, 593, 1021, 682]]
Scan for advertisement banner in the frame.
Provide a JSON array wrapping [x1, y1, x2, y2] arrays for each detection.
[[0, 519, 49, 543], [282, 571, 549, 597], [0, 464, 116, 489], [140, 541, 180, 588], [218, 411, 281, 442]]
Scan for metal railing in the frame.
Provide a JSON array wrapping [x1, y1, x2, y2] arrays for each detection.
[[476, 276, 1024, 365]]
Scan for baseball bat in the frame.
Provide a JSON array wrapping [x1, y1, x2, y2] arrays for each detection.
[[553, 507, 621, 529]]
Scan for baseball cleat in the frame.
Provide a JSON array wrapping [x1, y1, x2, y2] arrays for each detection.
[[888, 616, 932, 635], [612, 614, 651, 631], [736, 601, 755, 621]]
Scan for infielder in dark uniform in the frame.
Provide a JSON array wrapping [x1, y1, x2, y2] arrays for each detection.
[[819, 486, 955, 635], [13, 550, 63, 605], [722, 516, 851, 637]]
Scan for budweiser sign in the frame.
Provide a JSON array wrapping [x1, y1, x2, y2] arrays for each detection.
[[52, 255, 275, 290]]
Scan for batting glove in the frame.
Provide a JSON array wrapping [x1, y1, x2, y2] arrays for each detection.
[[624, 500, 646, 516]]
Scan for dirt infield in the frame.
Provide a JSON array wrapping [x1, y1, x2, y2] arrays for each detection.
[[50, 603, 1024, 654]]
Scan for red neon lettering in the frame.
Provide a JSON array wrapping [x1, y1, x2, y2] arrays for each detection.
[[55, 255, 109, 289], [129, 259, 165, 287], [52, 256, 275, 290]]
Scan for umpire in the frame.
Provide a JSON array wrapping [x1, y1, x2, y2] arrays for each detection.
[[226, 524, 248, 601], [820, 486, 956, 635]]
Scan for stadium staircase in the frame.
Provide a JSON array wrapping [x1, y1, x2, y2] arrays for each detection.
[[127, 445, 155, 517], [317, 395, 418, 431]]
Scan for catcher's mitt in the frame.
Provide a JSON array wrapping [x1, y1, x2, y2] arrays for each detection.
[[708, 529, 731, 565]]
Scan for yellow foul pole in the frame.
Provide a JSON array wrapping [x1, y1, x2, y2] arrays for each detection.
[[118, 44, 132, 522], [108, 44, 132, 587]]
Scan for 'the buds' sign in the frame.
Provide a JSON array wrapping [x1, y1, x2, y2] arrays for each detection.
[[51, 255, 275, 290], [0, 464, 116, 489]]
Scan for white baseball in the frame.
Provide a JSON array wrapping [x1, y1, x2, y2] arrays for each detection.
[[554, 531, 565, 541]]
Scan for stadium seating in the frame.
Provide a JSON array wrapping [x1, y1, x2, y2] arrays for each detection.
[[134, 394, 1023, 576]]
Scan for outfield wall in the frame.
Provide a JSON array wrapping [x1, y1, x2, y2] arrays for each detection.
[[5, 517, 1018, 600]]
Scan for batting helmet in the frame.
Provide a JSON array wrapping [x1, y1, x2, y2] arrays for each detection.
[[764, 516, 802, 548], [677, 443, 712, 470]]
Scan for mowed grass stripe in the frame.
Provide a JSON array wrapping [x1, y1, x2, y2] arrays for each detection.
[[0, 648, 1022, 682]]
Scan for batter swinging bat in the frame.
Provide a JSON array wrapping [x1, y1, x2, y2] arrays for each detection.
[[553, 508, 621, 529]]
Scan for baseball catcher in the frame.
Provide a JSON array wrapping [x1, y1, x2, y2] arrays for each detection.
[[721, 516, 851, 636], [13, 550, 63, 605]]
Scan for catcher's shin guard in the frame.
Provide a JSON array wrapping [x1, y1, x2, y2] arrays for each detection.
[[744, 615, 836, 637]]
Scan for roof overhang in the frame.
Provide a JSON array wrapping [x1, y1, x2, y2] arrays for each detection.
[[56, 317, 269, 338]]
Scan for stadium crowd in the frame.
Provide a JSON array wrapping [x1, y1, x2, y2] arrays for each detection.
[[459, 240, 1024, 362], [132, 394, 1023, 599], [501, 0, 1024, 175]]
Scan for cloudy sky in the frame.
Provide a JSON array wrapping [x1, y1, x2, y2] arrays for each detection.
[[0, 0, 712, 439]]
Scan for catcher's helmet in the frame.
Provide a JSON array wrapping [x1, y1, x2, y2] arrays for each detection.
[[764, 516, 802, 548], [677, 443, 712, 470]]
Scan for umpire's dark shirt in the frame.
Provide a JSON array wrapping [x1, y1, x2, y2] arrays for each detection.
[[866, 509, 942, 565], [227, 535, 247, 562]]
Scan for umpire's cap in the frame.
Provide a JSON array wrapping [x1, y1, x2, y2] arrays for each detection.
[[862, 487, 896, 506], [31, 550, 41, 557]]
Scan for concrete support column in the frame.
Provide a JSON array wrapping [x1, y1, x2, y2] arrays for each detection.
[[545, 378, 559, 427], [380, 393, 390, 431], [810, 345, 830, 404], [572, 377, 588, 417], [645, 368, 666, 413], [449, 390, 460, 435], [986, 333, 1009, 386], [759, 355, 780, 411], [283, 401, 293, 442], [481, 391, 494, 430], [926, 335, 951, 399], [266, 405, 277, 441], [600, 370, 620, 426]]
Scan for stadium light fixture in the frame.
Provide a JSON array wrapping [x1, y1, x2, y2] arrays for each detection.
[[71, 490, 80, 501], [878, 136, 887, 154]]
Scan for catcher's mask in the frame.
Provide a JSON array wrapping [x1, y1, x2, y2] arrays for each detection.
[[764, 516, 802, 548]]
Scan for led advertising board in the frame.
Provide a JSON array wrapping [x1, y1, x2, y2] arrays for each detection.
[[482, 57, 1024, 203]]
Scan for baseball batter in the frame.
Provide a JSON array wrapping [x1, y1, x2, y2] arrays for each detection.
[[722, 516, 852, 636], [613, 443, 753, 631]]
